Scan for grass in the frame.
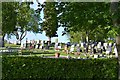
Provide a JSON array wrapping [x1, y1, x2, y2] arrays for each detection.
[[3, 51, 90, 59], [5, 43, 20, 48], [2, 44, 116, 59]]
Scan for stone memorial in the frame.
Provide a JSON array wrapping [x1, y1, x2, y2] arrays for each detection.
[[70, 44, 74, 53], [114, 46, 118, 58], [81, 42, 84, 48], [20, 42, 24, 48], [55, 42, 59, 51], [103, 43, 108, 50], [106, 45, 112, 55]]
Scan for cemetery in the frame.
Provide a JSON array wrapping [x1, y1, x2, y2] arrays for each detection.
[[2, 39, 118, 59], [1, 39, 119, 79], [1, 1, 120, 79]]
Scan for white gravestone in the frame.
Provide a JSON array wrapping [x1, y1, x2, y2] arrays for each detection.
[[97, 43, 101, 49], [109, 43, 112, 47], [106, 46, 112, 55], [27, 40, 30, 43], [58, 46, 61, 49], [20, 42, 24, 48], [55, 43, 59, 51], [40, 40, 44, 49], [103, 43, 108, 50], [76, 44, 80, 52], [81, 43, 84, 48], [114, 46, 118, 58], [70, 45, 74, 52], [94, 54, 98, 58]]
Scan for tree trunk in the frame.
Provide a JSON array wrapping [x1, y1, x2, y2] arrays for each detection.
[[0, 34, 5, 47], [0, 36, 2, 47], [116, 36, 120, 80], [2, 35, 5, 47], [110, 0, 120, 79], [47, 37, 51, 49]]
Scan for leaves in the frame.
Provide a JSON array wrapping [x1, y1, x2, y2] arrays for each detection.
[[2, 2, 42, 41], [2, 57, 118, 79], [57, 2, 120, 42], [42, 2, 58, 37], [2, 2, 18, 35]]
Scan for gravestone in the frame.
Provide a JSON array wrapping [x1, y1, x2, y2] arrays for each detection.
[[55, 42, 59, 51], [58, 43, 62, 49], [94, 54, 98, 58], [70, 44, 74, 52], [91, 44, 95, 54], [55, 38, 59, 51], [20, 42, 24, 48], [97, 42, 102, 53], [40, 40, 44, 49], [35, 40, 40, 49], [64, 44, 68, 54], [97, 42, 101, 49], [46, 41, 51, 50], [37, 40, 40, 49], [106, 45, 112, 55], [114, 45, 118, 58], [81, 42, 84, 48], [103, 43, 108, 50], [27, 40, 30, 44], [109, 43, 113, 47], [76, 44, 81, 52], [84, 43, 88, 53]]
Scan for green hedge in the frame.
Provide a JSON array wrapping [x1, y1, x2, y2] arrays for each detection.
[[2, 57, 118, 79]]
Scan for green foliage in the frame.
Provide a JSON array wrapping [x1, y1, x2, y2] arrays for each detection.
[[16, 2, 41, 33], [5, 43, 20, 48], [42, 2, 58, 37], [2, 57, 118, 79], [58, 2, 120, 42], [69, 31, 86, 43], [2, 2, 17, 35], [2, 2, 41, 41]]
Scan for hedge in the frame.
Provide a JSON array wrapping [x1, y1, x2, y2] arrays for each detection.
[[2, 57, 118, 79]]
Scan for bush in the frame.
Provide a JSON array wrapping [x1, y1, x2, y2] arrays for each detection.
[[2, 57, 118, 79]]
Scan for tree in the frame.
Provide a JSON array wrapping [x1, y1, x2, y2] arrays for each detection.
[[14, 2, 41, 44], [110, 1, 120, 79], [2, 2, 41, 45], [0, 2, 2, 47], [58, 2, 120, 79], [42, 2, 58, 44], [2, 2, 17, 47], [58, 2, 112, 42]]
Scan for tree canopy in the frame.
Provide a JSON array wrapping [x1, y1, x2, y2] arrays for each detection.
[[2, 2, 120, 43], [58, 2, 114, 42], [42, 2, 58, 38], [2, 2, 41, 42]]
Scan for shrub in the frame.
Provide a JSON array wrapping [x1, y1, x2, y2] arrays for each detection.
[[2, 57, 118, 79]]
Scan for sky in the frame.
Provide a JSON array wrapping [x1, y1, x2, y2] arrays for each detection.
[[4, 0, 70, 43]]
